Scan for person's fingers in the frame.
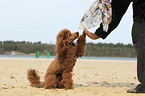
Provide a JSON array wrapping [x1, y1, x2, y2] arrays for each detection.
[[84, 28, 88, 34], [83, 29, 86, 34]]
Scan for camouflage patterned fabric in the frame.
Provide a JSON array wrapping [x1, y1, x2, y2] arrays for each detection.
[[79, 0, 112, 32]]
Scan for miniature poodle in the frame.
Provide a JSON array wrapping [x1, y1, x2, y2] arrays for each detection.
[[27, 29, 86, 89]]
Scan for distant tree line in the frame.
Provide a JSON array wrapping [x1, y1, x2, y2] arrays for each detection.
[[0, 41, 136, 57], [85, 43, 136, 57], [0, 41, 55, 55]]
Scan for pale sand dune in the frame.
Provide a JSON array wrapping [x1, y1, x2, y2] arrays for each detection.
[[0, 58, 144, 96]]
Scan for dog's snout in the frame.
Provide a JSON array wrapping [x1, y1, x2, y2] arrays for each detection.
[[76, 32, 79, 36]]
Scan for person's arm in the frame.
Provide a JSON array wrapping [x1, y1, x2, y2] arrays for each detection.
[[95, 0, 132, 39]]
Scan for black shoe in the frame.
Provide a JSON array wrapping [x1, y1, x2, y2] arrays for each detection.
[[127, 88, 145, 93], [127, 88, 137, 93], [127, 84, 145, 93]]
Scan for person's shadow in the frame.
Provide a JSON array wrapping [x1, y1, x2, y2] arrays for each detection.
[[74, 81, 137, 88]]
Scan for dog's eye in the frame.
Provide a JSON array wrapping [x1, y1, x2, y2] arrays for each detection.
[[68, 34, 71, 36]]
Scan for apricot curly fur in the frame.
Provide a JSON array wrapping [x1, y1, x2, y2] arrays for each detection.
[[27, 29, 86, 89]]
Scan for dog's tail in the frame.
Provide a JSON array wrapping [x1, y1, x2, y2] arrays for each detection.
[[27, 69, 45, 88]]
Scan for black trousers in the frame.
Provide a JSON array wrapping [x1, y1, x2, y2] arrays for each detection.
[[132, 19, 145, 92]]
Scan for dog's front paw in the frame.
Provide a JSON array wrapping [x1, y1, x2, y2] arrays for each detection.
[[83, 30, 86, 37], [63, 40, 67, 46]]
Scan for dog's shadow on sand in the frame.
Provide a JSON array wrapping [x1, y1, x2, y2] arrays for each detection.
[[74, 81, 137, 88]]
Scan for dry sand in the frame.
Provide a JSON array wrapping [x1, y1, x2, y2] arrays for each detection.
[[0, 58, 144, 96]]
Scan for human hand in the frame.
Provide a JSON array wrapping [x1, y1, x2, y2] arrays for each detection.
[[83, 28, 89, 34], [83, 29, 100, 40]]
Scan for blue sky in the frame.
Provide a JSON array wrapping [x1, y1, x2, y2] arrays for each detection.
[[0, 0, 133, 44]]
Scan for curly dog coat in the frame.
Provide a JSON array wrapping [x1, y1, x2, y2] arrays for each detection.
[[27, 29, 86, 89]]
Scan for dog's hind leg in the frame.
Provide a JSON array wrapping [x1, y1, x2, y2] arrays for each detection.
[[44, 74, 58, 89], [56, 73, 65, 88], [61, 72, 73, 89]]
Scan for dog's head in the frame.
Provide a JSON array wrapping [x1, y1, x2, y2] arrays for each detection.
[[57, 29, 79, 44]]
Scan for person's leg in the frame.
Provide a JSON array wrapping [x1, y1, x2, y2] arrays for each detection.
[[136, 19, 145, 92], [127, 19, 145, 93]]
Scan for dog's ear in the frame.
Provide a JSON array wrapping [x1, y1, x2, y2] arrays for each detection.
[[56, 32, 67, 55], [58, 36, 63, 42], [56, 32, 64, 43]]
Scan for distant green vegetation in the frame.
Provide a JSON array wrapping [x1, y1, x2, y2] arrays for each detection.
[[0, 41, 55, 55], [0, 41, 136, 57], [85, 43, 136, 57]]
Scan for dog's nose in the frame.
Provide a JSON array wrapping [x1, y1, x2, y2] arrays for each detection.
[[76, 32, 79, 36]]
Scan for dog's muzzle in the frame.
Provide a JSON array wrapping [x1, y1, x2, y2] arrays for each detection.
[[75, 32, 79, 37]]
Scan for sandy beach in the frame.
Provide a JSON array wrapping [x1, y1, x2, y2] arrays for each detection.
[[0, 58, 144, 96]]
